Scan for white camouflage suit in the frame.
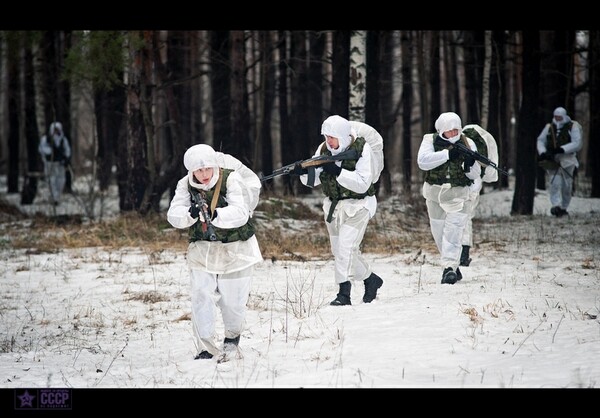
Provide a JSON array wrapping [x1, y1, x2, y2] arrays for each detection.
[[536, 107, 583, 213], [167, 144, 263, 358], [38, 121, 71, 205], [417, 112, 481, 273], [299, 115, 377, 285]]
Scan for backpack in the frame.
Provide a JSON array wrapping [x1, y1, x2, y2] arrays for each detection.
[[214, 152, 261, 215], [349, 121, 384, 184], [462, 124, 499, 183]]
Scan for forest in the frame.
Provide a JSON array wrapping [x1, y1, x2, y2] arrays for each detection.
[[1, 30, 599, 217]]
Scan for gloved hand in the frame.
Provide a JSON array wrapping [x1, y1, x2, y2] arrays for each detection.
[[448, 146, 461, 161], [553, 147, 564, 155], [434, 136, 460, 160], [321, 162, 342, 176], [434, 135, 450, 148], [189, 204, 201, 219], [463, 156, 476, 171], [538, 152, 551, 161], [291, 163, 308, 176]]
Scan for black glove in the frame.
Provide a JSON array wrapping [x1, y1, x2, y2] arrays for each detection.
[[463, 156, 476, 171], [538, 152, 550, 161], [448, 147, 461, 161], [434, 135, 450, 148], [211, 209, 218, 220], [291, 163, 308, 176], [189, 204, 201, 219], [553, 147, 564, 154], [434, 136, 460, 160], [321, 162, 342, 176]]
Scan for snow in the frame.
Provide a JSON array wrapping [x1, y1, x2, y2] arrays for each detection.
[[1, 177, 599, 390]]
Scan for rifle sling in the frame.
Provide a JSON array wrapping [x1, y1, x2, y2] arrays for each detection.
[[210, 168, 224, 216], [549, 124, 557, 149]]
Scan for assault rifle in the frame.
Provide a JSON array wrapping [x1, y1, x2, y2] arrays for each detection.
[[451, 140, 509, 177], [190, 190, 217, 241], [261, 148, 359, 182]]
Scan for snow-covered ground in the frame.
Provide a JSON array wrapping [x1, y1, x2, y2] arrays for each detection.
[[1, 176, 599, 390]]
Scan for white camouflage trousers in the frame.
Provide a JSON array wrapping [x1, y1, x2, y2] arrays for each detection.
[[546, 165, 576, 210], [189, 267, 253, 357], [325, 206, 371, 284], [426, 198, 473, 270], [44, 161, 66, 204]]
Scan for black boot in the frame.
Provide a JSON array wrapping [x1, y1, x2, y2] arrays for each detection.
[[441, 267, 458, 285], [224, 335, 240, 347], [330, 281, 351, 306], [194, 350, 214, 360], [460, 245, 471, 266], [363, 273, 383, 303]]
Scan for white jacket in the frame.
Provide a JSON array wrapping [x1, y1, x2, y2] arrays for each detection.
[[536, 120, 583, 169], [418, 133, 482, 213], [167, 169, 263, 274], [299, 141, 377, 219]]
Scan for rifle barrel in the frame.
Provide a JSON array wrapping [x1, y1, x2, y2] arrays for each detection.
[[453, 141, 509, 176], [261, 147, 360, 182]]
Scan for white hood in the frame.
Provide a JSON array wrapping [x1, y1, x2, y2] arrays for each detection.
[[183, 144, 219, 191], [434, 112, 462, 143], [552, 107, 571, 130], [321, 115, 353, 155]]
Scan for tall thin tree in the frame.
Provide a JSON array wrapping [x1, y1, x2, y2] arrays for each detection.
[[511, 31, 540, 215]]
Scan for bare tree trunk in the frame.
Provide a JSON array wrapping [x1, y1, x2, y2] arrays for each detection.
[[416, 31, 430, 134], [148, 31, 192, 212], [429, 31, 441, 124], [120, 31, 149, 212], [210, 31, 231, 151], [511, 31, 540, 215], [508, 31, 521, 187], [349, 30, 367, 122], [401, 30, 413, 193], [58, 31, 73, 194], [22, 33, 41, 204], [331, 30, 350, 117], [480, 31, 492, 129], [307, 31, 325, 152], [257, 31, 276, 177], [6, 33, 20, 194], [366, 30, 392, 196], [444, 31, 461, 115], [463, 30, 483, 123], [94, 84, 125, 192], [589, 30, 600, 197], [276, 31, 293, 195], [230, 30, 251, 165], [488, 30, 508, 189], [289, 31, 310, 195]]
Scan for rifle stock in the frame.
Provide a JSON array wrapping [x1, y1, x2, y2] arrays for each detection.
[[190, 190, 217, 241], [261, 148, 359, 182], [452, 141, 509, 177]]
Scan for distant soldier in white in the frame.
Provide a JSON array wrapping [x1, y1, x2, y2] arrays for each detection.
[[167, 144, 262, 361], [537, 107, 583, 217], [38, 121, 71, 205], [417, 112, 481, 285]]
